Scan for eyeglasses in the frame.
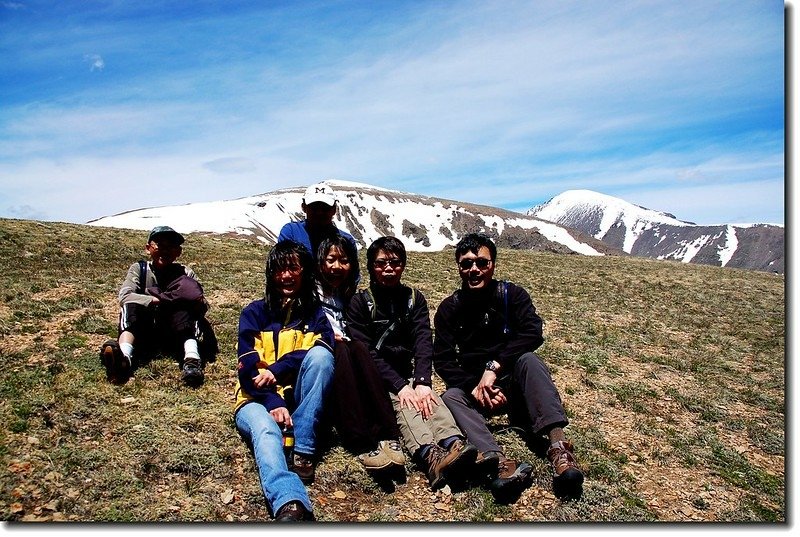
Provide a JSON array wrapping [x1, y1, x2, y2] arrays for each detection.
[[373, 258, 403, 269], [458, 257, 492, 270]]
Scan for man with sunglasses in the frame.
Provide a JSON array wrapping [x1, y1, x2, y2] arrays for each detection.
[[433, 233, 584, 501]]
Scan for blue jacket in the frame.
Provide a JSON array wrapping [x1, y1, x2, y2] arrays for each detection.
[[277, 221, 357, 256], [234, 298, 334, 413]]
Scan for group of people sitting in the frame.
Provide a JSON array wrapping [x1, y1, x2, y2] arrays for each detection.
[[100, 183, 584, 522]]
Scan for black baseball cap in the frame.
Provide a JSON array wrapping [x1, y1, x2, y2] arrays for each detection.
[[148, 226, 185, 245]]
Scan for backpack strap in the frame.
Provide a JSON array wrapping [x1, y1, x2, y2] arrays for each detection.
[[369, 287, 416, 352], [137, 260, 147, 294], [364, 287, 376, 321], [498, 280, 510, 335]]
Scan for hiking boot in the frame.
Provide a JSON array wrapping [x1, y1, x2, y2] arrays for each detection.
[[547, 440, 584, 499], [358, 446, 393, 471], [441, 438, 478, 480], [474, 450, 501, 480], [292, 453, 316, 484], [423, 440, 478, 490], [490, 456, 533, 494], [379, 439, 406, 467], [100, 339, 131, 385], [423, 445, 449, 490], [274, 500, 314, 522], [181, 357, 204, 387]]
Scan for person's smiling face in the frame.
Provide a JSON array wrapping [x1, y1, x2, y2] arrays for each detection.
[[272, 255, 304, 299], [457, 245, 495, 290], [321, 245, 351, 290]]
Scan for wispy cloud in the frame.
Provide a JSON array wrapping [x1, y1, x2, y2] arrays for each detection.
[[83, 53, 105, 72], [0, 0, 784, 225]]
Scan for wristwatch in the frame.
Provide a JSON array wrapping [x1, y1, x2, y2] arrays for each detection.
[[485, 360, 498, 372]]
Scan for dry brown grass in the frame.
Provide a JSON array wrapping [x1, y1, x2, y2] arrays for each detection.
[[0, 219, 785, 523]]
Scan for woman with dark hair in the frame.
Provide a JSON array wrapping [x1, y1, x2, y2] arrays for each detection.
[[234, 240, 335, 521], [315, 235, 405, 473]]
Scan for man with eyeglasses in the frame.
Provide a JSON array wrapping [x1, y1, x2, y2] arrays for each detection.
[[345, 236, 480, 491], [433, 233, 584, 501]]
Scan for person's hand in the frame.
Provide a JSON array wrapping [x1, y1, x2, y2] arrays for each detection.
[[149, 297, 160, 306], [334, 333, 345, 342], [471, 370, 506, 410], [414, 384, 439, 419], [488, 387, 507, 408], [253, 369, 277, 388], [397, 385, 421, 414], [270, 407, 292, 428]]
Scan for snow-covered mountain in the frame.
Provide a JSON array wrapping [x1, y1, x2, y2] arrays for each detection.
[[528, 190, 784, 273], [87, 180, 618, 257]]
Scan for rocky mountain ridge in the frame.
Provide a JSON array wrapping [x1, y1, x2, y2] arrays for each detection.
[[528, 189, 784, 273]]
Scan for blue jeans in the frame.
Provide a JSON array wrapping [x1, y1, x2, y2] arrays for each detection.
[[292, 345, 335, 456], [235, 402, 312, 515]]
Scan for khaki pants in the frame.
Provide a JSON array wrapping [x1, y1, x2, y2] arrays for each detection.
[[389, 386, 463, 457]]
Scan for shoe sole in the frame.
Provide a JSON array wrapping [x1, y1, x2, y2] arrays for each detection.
[[362, 461, 394, 471]]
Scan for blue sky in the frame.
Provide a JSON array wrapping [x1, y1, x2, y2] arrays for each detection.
[[0, 0, 786, 225]]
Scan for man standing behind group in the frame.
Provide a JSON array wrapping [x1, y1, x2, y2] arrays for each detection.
[[433, 233, 584, 500], [278, 182, 358, 258]]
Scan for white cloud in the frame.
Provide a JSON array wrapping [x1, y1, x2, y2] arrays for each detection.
[[83, 53, 105, 72], [0, 0, 784, 225]]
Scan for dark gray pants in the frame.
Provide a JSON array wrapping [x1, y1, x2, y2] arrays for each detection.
[[441, 352, 568, 454]]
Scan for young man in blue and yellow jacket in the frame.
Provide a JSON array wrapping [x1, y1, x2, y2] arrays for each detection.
[[234, 240, 334, 522]]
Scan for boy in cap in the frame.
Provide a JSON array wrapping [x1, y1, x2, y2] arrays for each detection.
[[100, 226, 214, 387], [278, 182, 358, 258]]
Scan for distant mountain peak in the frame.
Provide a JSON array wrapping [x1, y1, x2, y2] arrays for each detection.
[[529, 190, 783, 273]]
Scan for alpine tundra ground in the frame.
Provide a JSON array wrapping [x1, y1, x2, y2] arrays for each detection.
[[0, 218, 785, 524]]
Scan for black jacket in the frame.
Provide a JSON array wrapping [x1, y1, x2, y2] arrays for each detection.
[[433, 279, 544, 393], [345, 284, 434, 394]]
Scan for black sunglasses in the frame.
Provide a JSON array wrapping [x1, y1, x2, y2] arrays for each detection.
[[458, 257, 491, 270], [373, 259, 404, 269]]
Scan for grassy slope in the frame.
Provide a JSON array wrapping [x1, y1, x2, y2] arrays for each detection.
[[0, 219, 785, 523]]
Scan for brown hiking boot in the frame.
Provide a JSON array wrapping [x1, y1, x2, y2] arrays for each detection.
[[292, 452, 316, 484], [441, 439, 478, 479], [423, 440, 478, 490], [423, 445, 449, 490], [490, 456, 533, 494], [547, 440, 584, 499]]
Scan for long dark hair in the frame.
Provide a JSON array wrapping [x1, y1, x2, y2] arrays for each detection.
[[265, 240, 317, 314], [316, 235, 360, 299]]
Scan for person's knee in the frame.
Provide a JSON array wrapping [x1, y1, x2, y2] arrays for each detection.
[[302, 346, 334, 376], [441, 387, 465, 406], [515, 352, 543, 374]]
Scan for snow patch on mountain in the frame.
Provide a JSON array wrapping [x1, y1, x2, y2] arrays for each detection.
[[88, 180, 605, 256]]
